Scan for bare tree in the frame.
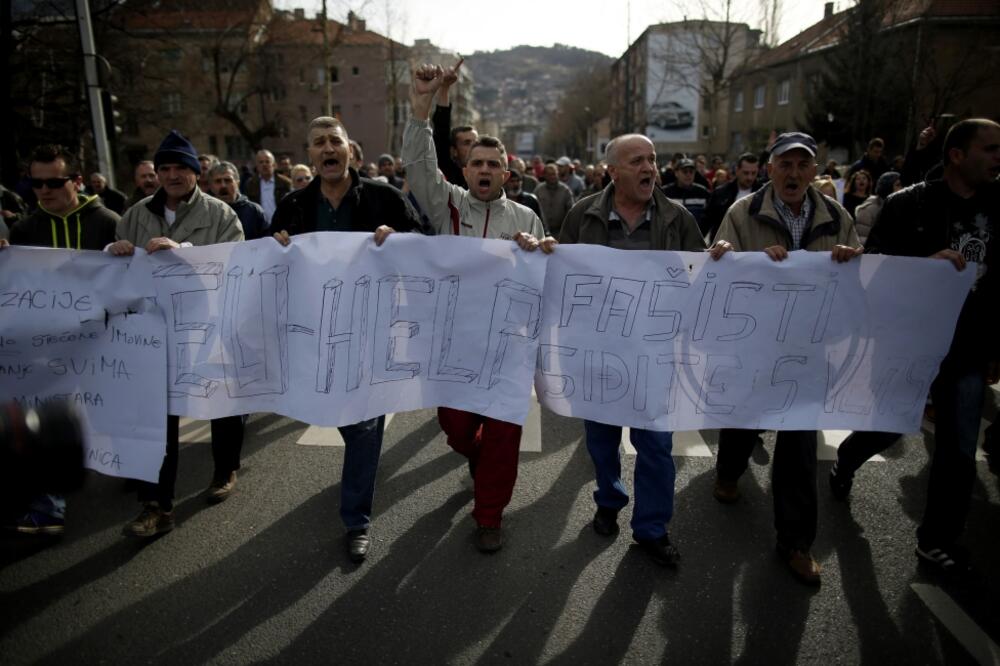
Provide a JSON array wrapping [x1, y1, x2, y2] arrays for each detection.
[[542, 66, 610, 158]]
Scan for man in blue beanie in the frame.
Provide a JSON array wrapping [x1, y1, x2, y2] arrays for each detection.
[[110, 130, 246, 538]]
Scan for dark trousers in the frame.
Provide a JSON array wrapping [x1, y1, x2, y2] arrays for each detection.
[[836, 360, 987, 548], [717, 429, 818, 551], [137, 415, 245, 509], [438, 407, 522, 528], [836, 431, 902, 476]]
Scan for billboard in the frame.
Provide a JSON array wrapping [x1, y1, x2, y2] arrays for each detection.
[[645, 31, 700, 144]]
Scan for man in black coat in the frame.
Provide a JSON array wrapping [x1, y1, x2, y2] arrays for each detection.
[[830, 118, 1000, 578], [270, 116, 423, 564], [88, 172, 127, 215], [209, 161, 270, 240], [704, 152, 761, 241]]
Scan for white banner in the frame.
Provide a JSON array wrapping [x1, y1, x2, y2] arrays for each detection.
[[535, 247, 974, 433], [0, 248, 167, 482], [138, 233, 547, 427], [1, 239, 975, 479]]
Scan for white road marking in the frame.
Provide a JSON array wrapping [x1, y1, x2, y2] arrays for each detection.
[[911, 583, 1000, 665], [295, 413, 396, 447], [185, 411, 992, 463]]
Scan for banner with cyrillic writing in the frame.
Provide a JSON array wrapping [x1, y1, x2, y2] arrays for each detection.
[[534, 247, 974, 433], [0, 248, 167, 481], [137, 232, 547, 427]]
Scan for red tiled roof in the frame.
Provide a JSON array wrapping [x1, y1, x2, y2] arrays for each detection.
[[748, 0, 999, 71], [119, 4, 404, 50], [267, 17, 402, 49]]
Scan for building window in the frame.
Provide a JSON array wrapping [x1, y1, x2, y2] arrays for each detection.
[[299, 105, 307, 122], [702, 125, 711, 139], [753, 84, 765, 109], [734, 90, 743, 113], [208, 135, 218, 155], [161, 48, 182, 62], [731, 131, 743, 152], [330, 66, 339, 83], [777, 79, 790, 106], [352, 66, 360, 76], [165, 92, 182, 115]]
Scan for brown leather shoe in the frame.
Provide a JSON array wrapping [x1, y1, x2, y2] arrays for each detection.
[[207, 471, 237, 504], [712, 477, 741, 504], [475, 526, 504, 553], [781, 547, 822, 585]]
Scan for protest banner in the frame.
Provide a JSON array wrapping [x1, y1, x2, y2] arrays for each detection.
[[535, 247, 975, 433], [136, 232, 548, 427], [2, 238, 975, 479], [0, 248, 167, 481]]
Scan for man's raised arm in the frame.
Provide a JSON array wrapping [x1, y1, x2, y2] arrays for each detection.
[[402, 64, 464, 234]]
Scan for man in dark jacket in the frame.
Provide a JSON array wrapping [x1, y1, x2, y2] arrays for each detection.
[[10, 144, 118, 250], [503, 168, 543, 225], [129, 160, 159, 209], [245, 150, 292, 225], [4, 144, 119, 535], [703, 153, 761, 241], [847, 137, 890, 182], [271, 116, 422, 564], [431, 58, 475, 189], [209, 161, 269, 240], [559, 133, 705, 568], [0, 183, 27, 235], [88, 172, 127, 215], [829, 118, 999, 578], [661, 157, 711, 236]]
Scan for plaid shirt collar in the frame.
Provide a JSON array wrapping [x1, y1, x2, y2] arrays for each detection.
[[772, 191, 813, 249]]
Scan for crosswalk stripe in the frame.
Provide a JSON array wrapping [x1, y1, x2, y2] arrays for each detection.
[[179, 414, 991, 462], [294, 413, 397, 447], [911, 583, 1000, 665]]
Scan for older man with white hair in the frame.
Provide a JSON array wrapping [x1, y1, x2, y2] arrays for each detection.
[[559, 132, 705, 567]]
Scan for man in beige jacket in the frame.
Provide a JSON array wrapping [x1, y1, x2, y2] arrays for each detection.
[[110, 130, 245, 539], [710, 132, 861, 585]]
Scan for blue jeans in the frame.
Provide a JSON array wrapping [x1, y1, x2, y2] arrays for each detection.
[[584, 420, 675, 541], [338, 416, 385, 531], [918, 361, 986, 547]]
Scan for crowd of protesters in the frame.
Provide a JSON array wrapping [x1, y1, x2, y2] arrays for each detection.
[[1, 57, 997, 589]]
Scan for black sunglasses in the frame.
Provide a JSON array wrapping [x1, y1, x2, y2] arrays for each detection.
[[30, 175, 77, 189]]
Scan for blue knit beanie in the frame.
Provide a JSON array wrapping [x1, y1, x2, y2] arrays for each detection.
[[154, 130, 201, 175]]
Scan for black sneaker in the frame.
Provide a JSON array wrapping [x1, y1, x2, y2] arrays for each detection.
[[915, 543, 973, 578], [346, 529, 370, 563], [592, 506, 619, 537], [829, 462, 853, 501], [635, 533, 680, 567]]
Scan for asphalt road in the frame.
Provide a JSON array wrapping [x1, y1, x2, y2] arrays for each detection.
[[2, 395, 999, 665]]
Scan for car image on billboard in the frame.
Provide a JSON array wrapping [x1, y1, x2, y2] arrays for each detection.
[[648, 101, 694, 129]]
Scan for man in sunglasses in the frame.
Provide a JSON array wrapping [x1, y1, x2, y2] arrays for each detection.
[[8, 144, 118, 250], [2, 144, 119, 535]]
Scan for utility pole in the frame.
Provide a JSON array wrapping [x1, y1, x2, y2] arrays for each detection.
[[321, 0, 332, 117], [75, 0, 114, 186]]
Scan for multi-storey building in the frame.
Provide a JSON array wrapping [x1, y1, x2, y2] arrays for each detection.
[[610, 20, 763, 160], [725, 0, 1000, 161]]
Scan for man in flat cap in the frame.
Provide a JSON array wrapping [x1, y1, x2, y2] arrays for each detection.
[[710, 131, 861, 585]]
